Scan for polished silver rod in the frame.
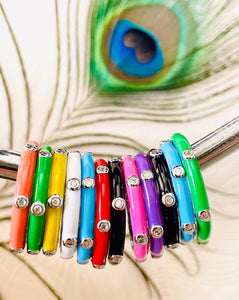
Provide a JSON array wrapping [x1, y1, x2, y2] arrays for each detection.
[[192, 115, 239, 167], [0, 116, 239, 181]]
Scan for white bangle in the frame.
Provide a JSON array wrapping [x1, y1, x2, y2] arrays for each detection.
[[60, 151, 81, 259]]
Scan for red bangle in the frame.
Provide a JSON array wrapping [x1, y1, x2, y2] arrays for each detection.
[[91, 159, 111, 268], [9, 141, 39, 252]]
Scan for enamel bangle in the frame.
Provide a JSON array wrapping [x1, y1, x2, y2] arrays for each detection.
[[134, 153, 164, 258], [27, 146, 52, 254], [122, 156, 148, 262], [108, 158, 126, 264], [60, 151, 81, 259], [91, 159, 111, 269], [148, 149, 180, 249], [171, 133, 211, 244], [9, 141, 38, 253], [160, 142, 196, 244], [42, 149, 67, 256], [77, 153, 96, 265]]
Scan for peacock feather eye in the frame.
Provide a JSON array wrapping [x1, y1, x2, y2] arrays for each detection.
[[90, 0, 203, 91]]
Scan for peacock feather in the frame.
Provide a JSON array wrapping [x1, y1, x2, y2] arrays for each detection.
[[90, 0, 239, 91]]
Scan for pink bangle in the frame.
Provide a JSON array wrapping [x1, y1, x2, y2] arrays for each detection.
[[121, 156, 148, 262]]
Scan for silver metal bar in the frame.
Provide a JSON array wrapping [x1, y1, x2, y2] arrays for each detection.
[[0, 116, 239, 181], [192, 115, 239, 167]]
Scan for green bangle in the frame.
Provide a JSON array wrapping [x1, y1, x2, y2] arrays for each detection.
[[27, 145, 52, 254], [170, 133, 211, 244]]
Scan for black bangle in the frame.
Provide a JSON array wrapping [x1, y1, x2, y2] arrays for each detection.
[[148, 149, 180, 249], [108, 158, 126, 264]]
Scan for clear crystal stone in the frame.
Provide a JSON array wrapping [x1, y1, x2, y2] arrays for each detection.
[[182, 149, 195, 160], [63, 238, 77, 248], [151, 226, 164, 238], [112, 197, 126, 210], [134, 234, 148, 246], [31, 202, 45, 216], [127, 175, 140, 187], [55, 148, 67, 155], [198, 210, 211, 222], [149, 148, 161, 157], [39, 149, 52, 157], [183, 223, 196, 234], [96, 165, 109, 174], [81, 238, 94, 249], [162, 193, 175, 207], [172, 166, 185, 178], [97, 220, 111, 232], [141, 169, 154, 181], [67, 178, 81, 191], [82, 177, 95, 189], [108, 255, 123, 264], [15, 196, 29, 209], [48, 194, 63, 208], [24, 143, 38, 151]]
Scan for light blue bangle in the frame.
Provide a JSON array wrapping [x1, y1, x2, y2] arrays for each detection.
[[160, 141, 196, 243], [77, 153, 96, 264]]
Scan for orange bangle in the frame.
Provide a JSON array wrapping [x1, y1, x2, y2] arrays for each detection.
[[9, 141, 38, 252]]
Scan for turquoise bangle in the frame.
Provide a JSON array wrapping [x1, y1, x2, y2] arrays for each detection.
[[27, 145, 52, 253], [170, 133, 211, 244]]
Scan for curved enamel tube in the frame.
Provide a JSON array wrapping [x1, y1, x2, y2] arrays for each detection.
[[122, 156, 148, 262], [60, 151, 81, 259], [9, 141, 38, 252]]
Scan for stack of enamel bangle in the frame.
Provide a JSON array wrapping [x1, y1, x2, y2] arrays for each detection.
[[9, 133, 211, 268]]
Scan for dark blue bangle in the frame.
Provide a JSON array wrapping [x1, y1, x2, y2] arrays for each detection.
[[135, 153, 164, 258], [77, 153, 96, 264], [160, 142, 196, 244]]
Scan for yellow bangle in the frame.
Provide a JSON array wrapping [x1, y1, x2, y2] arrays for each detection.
[[42, 149, 67, 255]]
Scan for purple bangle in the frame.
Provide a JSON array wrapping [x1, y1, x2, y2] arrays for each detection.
[[135, 153, 164, 258]]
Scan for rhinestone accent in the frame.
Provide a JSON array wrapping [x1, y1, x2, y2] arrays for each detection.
[[55, 148, 67, 155], [14, 195, 29, 209], [127, 175, 140, 187], [66, 178, 81, 191], [182, 149, 195, 160], [141, 169, 154, 181], [151, 225, 164, 238], [10, 248, 24, 254], [172, 166, 185, 178], [134, 234, 148, 246], [110, 157, 121, 163], [183, 223, 196, 234], [97, 220, 111, 233], [108, 255, 123, 265], [149, 148, 161, 157], [39, 149, 52, 157], [198, 210, 211, 222], [43, 250, 56, 256], [48, 194, 63, 208], [82, 177, 95, 189], [167, 243, 179, 249], [31, 202, 45, 216], [24, 143, 38, 152], [93, 264, 105, 269], [27, 250, 40, 255], [96, 165, 109, 174], [80, 238, 94, 249], [112, 197, 126, 211], [162, 193, 175, 207], [63, 238, 77, 248]]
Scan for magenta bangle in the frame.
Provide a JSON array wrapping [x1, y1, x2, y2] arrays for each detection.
[[121, 156, 148, 262], [134, 153, 164, 258]]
